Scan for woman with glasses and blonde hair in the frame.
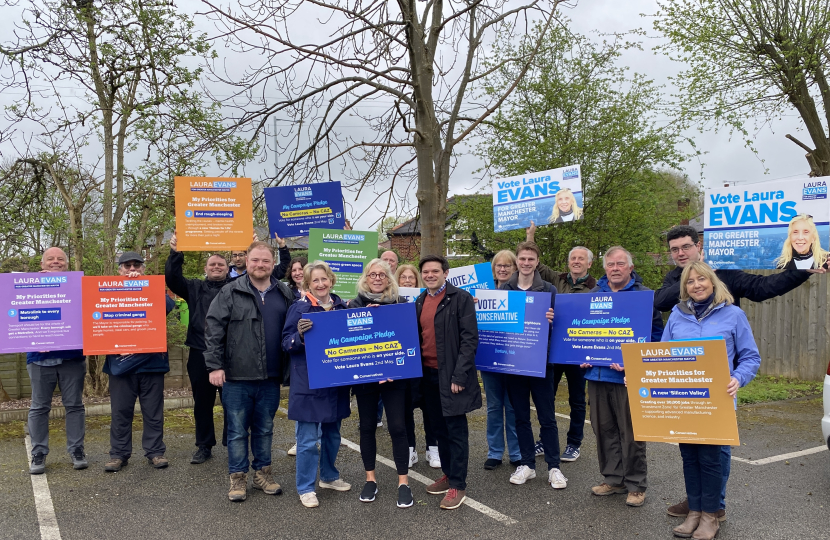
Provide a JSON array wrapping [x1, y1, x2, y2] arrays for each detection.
[[661, 261, 760, 540], [395, 264, 424, 288], [349, 259, 415, 508], [548, 188, 583, 224], [481, 250, 522, 470], [774, 214, 829, 270]]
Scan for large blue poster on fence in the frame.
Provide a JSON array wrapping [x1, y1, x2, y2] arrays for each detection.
[[446, 263, 495, 292], [550, 290, 654, 367], [703, 176, 830, 269], [475, 290, 551, 377], [264, 181, 345, 237], [492, 165, 583, 232], [302, 303, 423, 389]]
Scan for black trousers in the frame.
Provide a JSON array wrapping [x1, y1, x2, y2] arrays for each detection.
[[405, 382, 437, 449], [356, 382, 409, 475], [109, 372, 165, 460], [421, 368, 469, 490], [187, 349, 226, 448], [506, 365, 561, 470]]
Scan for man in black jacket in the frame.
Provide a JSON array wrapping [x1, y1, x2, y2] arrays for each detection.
[[416, 255, 481, 510], [658, 225, 814, 522], [165, 232, 233, 464], [204, 241, 294, 502]]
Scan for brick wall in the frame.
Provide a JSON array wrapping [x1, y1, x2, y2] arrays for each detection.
[[390, 235, 421, 261]]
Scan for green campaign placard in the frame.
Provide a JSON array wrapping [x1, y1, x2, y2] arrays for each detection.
[[307, 228, 378, 299]]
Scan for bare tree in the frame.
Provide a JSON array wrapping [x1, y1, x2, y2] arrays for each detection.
[[200, 0, 567, 256]]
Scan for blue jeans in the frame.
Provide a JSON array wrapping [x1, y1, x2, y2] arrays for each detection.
[[720, 445, 731, 510], [223, 379, 280, 474], [296, 420, 342, 495], [294, 421, 321, 441], [481, 370, 521, 461], [679, 443, 722, 514]]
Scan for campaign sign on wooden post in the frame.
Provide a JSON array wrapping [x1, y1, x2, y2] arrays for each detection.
[[1, 271, 84, 353], [174, 176, 253, 250], [81, 275, 168, 355], [621, 339, 740, 446]]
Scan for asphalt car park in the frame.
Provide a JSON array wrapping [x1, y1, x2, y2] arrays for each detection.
[[1, 393, 828, 540]]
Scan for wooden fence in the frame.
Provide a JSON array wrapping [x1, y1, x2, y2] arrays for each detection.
[[742, 270, 830, 380], [0, 347, 191, 400]]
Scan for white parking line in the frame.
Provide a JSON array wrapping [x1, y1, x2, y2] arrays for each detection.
[[279, 407, 518, 525], [24, 435, 62, 540], [730, 445, 828, 465]]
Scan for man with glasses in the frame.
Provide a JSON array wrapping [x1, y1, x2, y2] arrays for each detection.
[[103, 252, 176, 472], [657, 224, 814, 522], [26, 248, 88, 474], [580, 247, 663, 509]]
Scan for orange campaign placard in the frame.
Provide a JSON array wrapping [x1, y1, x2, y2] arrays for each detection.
[[621, 339, 740, 446], [174, 176, 253, 250], [81, 275, 168, 355]]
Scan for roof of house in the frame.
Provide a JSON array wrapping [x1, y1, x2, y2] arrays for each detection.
[[387, 195, 488, 237]]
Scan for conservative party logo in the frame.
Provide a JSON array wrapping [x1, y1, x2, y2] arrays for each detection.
[[475, 290, 525, 333], [802, 180, 827, 200]]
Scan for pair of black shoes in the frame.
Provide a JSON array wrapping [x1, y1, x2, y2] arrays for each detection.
[[359, 481, 413, 508], [483, 458, 520, 470], [190, 447, 212, 464]]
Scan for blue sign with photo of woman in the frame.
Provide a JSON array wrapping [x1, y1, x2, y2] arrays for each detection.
[[475, 291, 552, 377], [492, 165, 583, 232], [550, 290, 654, 367], [302, 302, 423, 389]]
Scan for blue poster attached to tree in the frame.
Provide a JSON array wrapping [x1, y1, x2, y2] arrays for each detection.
[[264, 181, 345, 237], [550, 290, 654, 367], [475, 291, 551, 377], [446, 263, 495, 292], [302, 303, 423, 389]]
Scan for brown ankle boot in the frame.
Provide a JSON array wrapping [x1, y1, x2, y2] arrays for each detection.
[[692, 512, 720, 540], [228, 472, 247, 502], [252, 465, 283, 495], [672, 511, 701, 538]]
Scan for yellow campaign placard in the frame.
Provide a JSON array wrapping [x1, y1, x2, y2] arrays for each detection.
[[621, 339, 740, 446], [567, 327, 633, 337], [174, 176, 253, 251]]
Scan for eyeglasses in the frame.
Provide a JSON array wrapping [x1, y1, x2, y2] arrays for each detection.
[[231, 253, 246, 258], [495, 264, 514, 270], [121, 262, 143, 269], [604, 261, 629, 269], [669, 243, 697, 254], [368, 272, 388, 280]]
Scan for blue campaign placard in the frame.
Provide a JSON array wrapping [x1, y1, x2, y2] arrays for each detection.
[[264, 181, 345, 237], [474, 289, 526, 333], [704, 177, 830, 269], [476, 291, 551, 377], [492, 165, 583, 232], [302, 302, 423, 389], [398, 287, 424, 303], [446, 263, 495, 292], [550, 290, 654, 367]]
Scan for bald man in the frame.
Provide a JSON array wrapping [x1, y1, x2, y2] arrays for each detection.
[[26, 248, 87, 474], [381, 251, 399, 274]]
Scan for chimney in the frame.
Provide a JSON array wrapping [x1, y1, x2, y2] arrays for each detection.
[[678, 198, 690, 225]]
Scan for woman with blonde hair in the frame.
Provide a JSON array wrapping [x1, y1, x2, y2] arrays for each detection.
[[774, 214, 829, 270], [481, 249, 522, 470], [349, 259, 415, 508], [661, 261, 760, 540], [549, 188, 583, 223]]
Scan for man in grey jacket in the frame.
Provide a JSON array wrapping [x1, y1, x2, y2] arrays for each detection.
[[204, 241, 294, 502]]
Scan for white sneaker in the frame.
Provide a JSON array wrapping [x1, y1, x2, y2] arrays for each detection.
[[287, 444, 297, 457], [319, 478, 351, 491], [426, 446, 441, 468], [300, 492, 319, 508], [509, 465, 536, 485], [548, 467, 568, 489], [408, 447, 418, 467]]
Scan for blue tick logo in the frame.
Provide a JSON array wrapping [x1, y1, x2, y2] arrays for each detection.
[[637, 337, 646, 343], [396, 357, 405, 366], [406, 348, 416, 356]]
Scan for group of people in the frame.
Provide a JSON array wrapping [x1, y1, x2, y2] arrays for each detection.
[[24, 216, 822, 539]]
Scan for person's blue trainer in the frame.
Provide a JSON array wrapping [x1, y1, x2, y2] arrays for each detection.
[[534, 440, 544, 457], [561, 445, 580, 462]]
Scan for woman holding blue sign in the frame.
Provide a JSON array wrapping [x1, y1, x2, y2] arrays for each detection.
[[350, 259, 414, 508], [282, 261, 352, 509], [774, 214, 829, 270], [661, 261, 760, 540]]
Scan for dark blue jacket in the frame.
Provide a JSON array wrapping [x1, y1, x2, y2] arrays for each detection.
[[585, 271, 663, 385], [27, 350, 84, 364], [103, 296, 176, 375], [282, 293, 352, 423]]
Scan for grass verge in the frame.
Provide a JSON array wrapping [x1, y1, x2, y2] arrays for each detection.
[[738, 375, 823, 405]]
